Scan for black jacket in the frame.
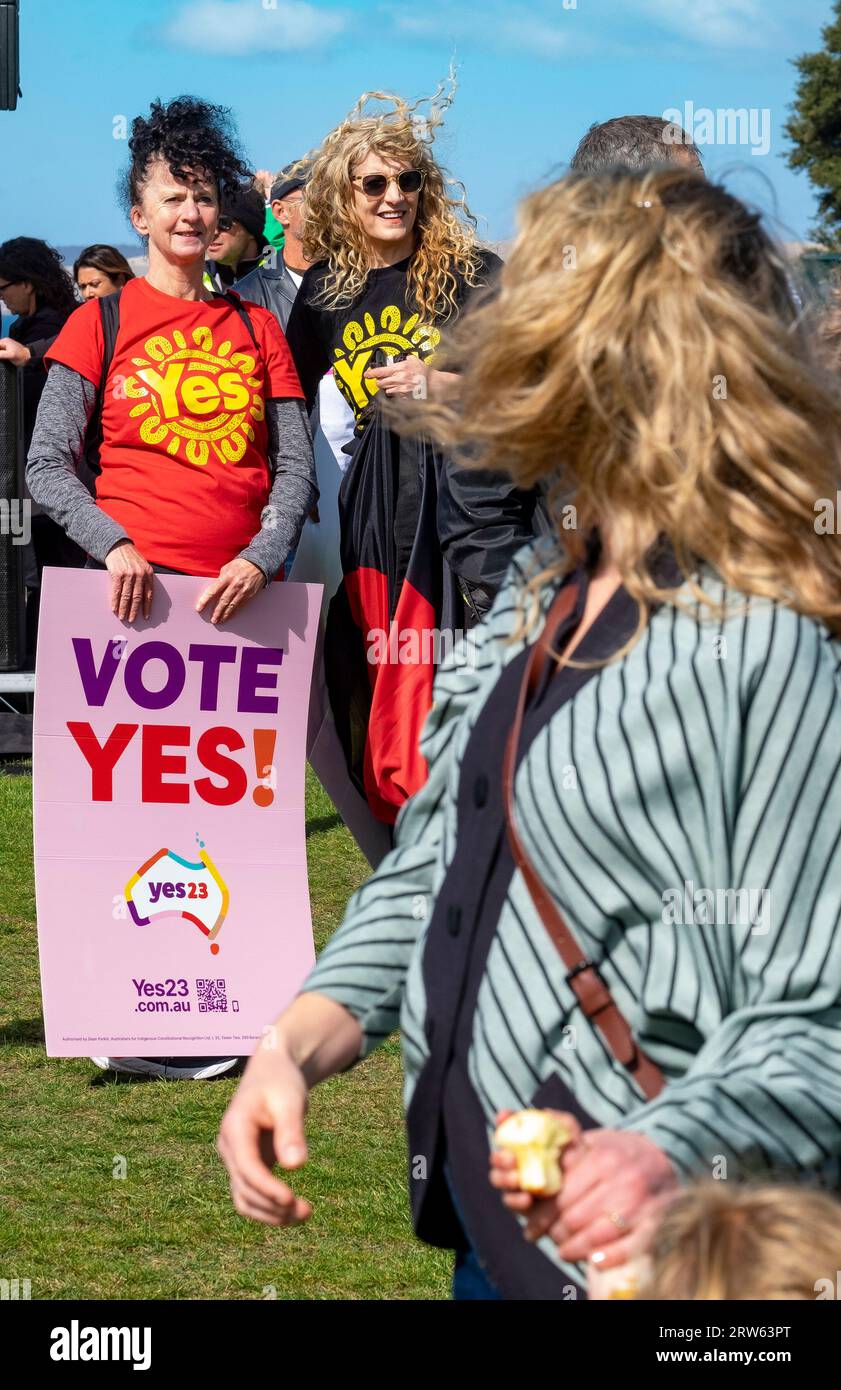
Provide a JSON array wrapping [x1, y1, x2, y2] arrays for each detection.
[[203, 253, 267, 294], [234, 257, 300, 333], [438, 463, 551, 622], [10, 303, 72, 450]]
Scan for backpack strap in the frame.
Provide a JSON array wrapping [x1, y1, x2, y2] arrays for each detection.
[[502, 581, 667, 1102], [213, 288, 259, 350], [82, 289, 122, 481], [98, 289, 122, 386]]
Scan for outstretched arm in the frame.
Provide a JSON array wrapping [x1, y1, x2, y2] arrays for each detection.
[[218, 572, 529, 1224]]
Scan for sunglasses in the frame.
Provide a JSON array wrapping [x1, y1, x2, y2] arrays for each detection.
[[215, 216, 237, 233], [351, 170, 424, 198], [0, 281, 15, 294]]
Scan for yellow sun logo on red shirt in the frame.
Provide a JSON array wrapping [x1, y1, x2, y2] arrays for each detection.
[[123, 327, 265, 467]]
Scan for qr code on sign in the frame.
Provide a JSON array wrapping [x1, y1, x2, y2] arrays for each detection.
[[196, 978, 228, 1012]]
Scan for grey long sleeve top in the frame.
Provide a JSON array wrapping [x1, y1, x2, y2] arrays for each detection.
[[26, 362, 317, 581]]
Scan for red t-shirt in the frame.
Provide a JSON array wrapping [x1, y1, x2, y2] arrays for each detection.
[[47, 277, 304, 575]]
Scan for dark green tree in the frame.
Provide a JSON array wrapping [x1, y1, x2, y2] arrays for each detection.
[[786, 0, 841, 248]]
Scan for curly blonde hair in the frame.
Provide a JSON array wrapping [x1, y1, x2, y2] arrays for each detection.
[[401, 166, 841, 643], [299, 86, 485, 323]]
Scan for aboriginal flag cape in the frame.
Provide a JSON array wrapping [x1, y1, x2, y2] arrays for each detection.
[[324, 404, 466, 824]]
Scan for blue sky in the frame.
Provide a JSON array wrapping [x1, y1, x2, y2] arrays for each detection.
[[0, 0, 835, 251]]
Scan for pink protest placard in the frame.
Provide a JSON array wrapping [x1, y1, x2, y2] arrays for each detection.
[[33, 569, 322, 1057]]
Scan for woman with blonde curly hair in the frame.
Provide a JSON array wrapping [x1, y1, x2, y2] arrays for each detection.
[[285, 89, 500, 826], [221, 166, 841, 1300]]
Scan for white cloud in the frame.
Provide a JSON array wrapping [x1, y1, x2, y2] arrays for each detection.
[[630, 0, 781, 50], [388, 0, 793, 59], [161, 0, 799, 62], [389, 2, 579, 60], [163, 0, 348, 56]]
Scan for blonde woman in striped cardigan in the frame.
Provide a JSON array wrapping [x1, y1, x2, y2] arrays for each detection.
[[220, 167, 841, 1299]]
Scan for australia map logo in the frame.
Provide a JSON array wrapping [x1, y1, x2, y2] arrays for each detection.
[[124, 838, 229, 954]]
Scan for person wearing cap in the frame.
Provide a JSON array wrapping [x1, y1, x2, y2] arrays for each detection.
[[204, 183, 268, 291], [235, 163, 312, 332]]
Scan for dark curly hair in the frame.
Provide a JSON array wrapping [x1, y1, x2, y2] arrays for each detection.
[[121, 95, 251, 215], [0, 237, 77, 314]]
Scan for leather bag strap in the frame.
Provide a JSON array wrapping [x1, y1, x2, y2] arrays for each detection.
[[502, 581, 666, 1101]]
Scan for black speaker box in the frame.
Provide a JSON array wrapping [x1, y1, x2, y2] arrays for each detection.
[[0, 362, 24, 670], [0, 0, 20, 111]]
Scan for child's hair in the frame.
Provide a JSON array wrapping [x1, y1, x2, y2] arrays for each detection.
[[641, 1183, 841, 1300]]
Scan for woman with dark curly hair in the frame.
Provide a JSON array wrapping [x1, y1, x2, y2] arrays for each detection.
[[73, 244, 135, 300], [27, 95, 317, 1082], [0, 237, 85, 659]]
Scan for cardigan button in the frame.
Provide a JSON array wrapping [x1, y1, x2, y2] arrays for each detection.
[[447, 905, 462, 937], [473, 774, 488, 808]]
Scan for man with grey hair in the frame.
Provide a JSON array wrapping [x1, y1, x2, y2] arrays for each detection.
[[570, 113, 704, 175], [236, 161, 313, 331], [439, 113, 704, 624]]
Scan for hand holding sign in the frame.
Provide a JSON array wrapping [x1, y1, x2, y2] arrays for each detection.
[[105, 543, 155, 623], [104, 549, 267, 628], [196, 557, 268, 626]]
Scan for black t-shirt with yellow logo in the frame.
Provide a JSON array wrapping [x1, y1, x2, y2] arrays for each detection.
[[284, 249, 501, 419]]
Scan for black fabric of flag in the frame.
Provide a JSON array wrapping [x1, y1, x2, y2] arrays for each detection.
[[324, 401, 466, 824]]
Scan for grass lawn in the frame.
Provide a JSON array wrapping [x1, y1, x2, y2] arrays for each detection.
[[0, 764, 450, 1300]]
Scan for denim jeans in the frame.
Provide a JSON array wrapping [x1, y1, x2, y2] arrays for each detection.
[[452, 1243, 503, 1301], [446, 1164, 503, 1301]]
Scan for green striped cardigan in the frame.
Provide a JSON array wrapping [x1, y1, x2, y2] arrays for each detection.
[[302, 540, 841, 1273]]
